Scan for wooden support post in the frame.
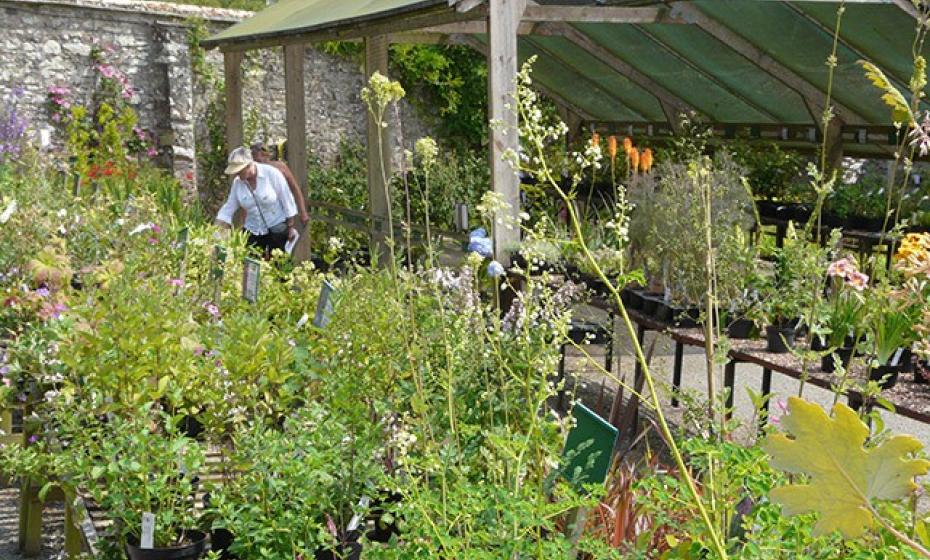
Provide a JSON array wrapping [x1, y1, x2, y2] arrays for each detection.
[[487, 0, 524, 266], [223, 51, 243, 150], [223, 51, 244, 228], [19, 481, 42, 556], [671, 341, 684, 408], [824, 115, 845, 179], [365, 35, 392, 266], [724, 360, 736, 421], [284, 43, 311, 263]]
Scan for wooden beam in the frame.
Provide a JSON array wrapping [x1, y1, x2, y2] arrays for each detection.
[[487, 0, 524, 266], [419, 20, 536, 34], [212, 5, 481, 52], [521, 5, 684, 24], [824, 114, 846, 175], [365, 35, 392, 266], [284, 43, 311, 263], [892, 0, 921, 19], [223, 50, 243, 149], [670, 2, 867, 126], [452, 34, 597, 124], [535, 22, 692, 126]]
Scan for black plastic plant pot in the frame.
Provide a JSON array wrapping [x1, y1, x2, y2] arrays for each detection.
[[181, 415, 204, 440], [626, 289, 645, 311], [755, 200, 780, 219], [126, 530, 207, 560], [314, 541, 362, 560], [673, 308, 701, 329], [870, 365, 900, 390], [727, 318, 754, 339], [765, 325, 796, 354], [209, 529, 235, 560], [821, 347, 854, 374], [810, 335, 829, 352], [916, 360, 930, 384], [641, 294, 661, 316], [655, 300, 673, 323]]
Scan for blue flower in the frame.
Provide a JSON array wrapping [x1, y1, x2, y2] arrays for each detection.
[[469, 227, 488, 239], [487, 260, 505, 278], [468, 237, 493, 259]]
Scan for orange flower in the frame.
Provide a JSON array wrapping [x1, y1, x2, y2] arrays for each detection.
[[591, 132, 601, 149], [607, 136, 618, 162], [629, 148, 640, 174], [640, 148, 654, 173], [622, 137, 633, 154]]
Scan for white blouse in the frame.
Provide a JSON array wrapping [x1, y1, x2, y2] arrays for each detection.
[[216, 163, 298, 235]]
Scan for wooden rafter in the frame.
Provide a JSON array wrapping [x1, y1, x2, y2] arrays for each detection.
[[669, 2, 867, 126], [892, 0, 921, 19], [451, 33, 598, 122]]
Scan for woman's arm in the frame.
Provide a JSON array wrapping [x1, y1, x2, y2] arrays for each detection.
[[215, 182, 240, 228]]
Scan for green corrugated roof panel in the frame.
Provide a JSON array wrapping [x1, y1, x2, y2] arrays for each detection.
[[637, 23, 812, 124], [693, 0, 898, 124], [795, 2, 924, 94], [517, 41, 642, 121], [524, 36, 667, 121], [574, 22, 776, 123], [204, 0, 441, 46]]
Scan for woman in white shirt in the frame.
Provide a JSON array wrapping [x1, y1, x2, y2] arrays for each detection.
[[215, 147, 299, 259]]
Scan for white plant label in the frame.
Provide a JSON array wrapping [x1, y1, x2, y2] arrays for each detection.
[[141, 512, 156, 549]]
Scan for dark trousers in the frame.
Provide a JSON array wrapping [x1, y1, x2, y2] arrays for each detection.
[[247, 228, 288, 259]]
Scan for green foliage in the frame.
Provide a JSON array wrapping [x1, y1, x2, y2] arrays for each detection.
[[728, 140, 808, 202]]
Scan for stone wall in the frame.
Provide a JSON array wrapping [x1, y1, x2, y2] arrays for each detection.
[[1, 0, 434, 206]]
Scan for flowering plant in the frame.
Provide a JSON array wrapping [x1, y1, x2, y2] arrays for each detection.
[[814, 256, 867, 349]]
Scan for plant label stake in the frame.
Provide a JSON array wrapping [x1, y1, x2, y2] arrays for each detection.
[[454, 203, 469, 231], [175, 227, 189, 295], [212, 245, 227, 303], [313, 280, 336, 328], [140, 512, 155, 549], [242, 258, 261, 303]]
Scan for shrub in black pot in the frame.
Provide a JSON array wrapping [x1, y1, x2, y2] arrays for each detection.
[[821, 347, 854, 374], [126, 531, 208, 560], [726, 317, 754, 339], [869, 364, 900, 390], [765, 324, 796, 354]]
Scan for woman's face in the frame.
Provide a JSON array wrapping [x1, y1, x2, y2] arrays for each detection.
[[237, 163, 257, 182]]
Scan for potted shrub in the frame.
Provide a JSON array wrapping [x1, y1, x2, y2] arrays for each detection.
[[813, 257, 866, 373], [209, 403, 380, 560], [864, 289, 917, 390], [62, 407, 208, 559], [753, 224, 826, 353]]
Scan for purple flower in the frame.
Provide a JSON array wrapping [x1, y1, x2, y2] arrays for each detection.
[[28, 435, 38, 444], [0, 365, 9, 376], [34, 287, 50, 298], [203, 302, 220, 318]]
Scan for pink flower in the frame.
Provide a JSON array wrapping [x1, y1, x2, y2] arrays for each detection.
[[147, 147, 158, 157], [203, 302, 220, 318], [97, 64, 116, 79], [168, 278, 184, 287], [2, 378, 10, 387], [827, 258, 852, 278], [846, 271, 869, 291], [151, 224, 162, 234], [148, 237, 158, 245]]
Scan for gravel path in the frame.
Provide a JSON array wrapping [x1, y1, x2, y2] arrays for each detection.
[[0, 486, 63, 560]]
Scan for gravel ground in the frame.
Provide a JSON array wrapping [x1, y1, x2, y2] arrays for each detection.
[[0, 486, 63, 560], [564, 304, 930, 447]]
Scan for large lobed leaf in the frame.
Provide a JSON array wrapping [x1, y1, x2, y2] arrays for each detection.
[[763, 397, 930, 538]]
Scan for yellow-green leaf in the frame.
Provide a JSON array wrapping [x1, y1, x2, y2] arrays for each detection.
[[762, 397, 930, 538], [859, 60, 913, 124]]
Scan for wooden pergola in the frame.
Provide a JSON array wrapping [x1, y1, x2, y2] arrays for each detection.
[[201, 0, 926, 265]]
